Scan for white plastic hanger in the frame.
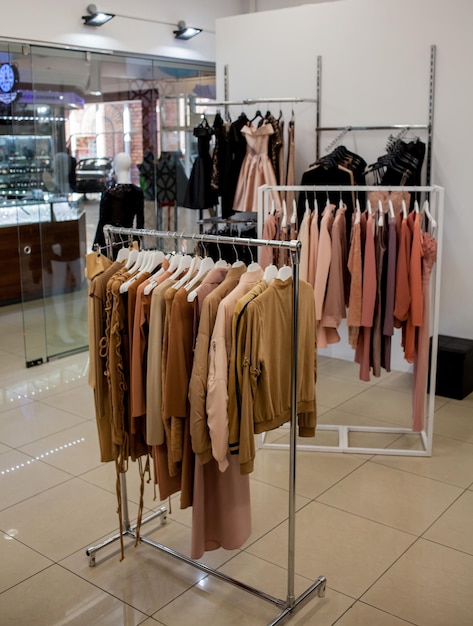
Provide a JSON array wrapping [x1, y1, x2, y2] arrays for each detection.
[[231, 239, 245, 268], [277, 265, 293, 281], [313, 197, 318, 216], [185, 256, 214, 292], [367, 199, 373, 215], [281, 199, 287, 229], [355, 198, 361, 225], [263, 264, 278, 282], [116, 246, 130, 263], [377, 199, 384, 227], [388, 199, 395, 219], [270, 199, 276, 216], [401, 199, 408, 219], [125, 248, 139, 269], [422, 199, 437, 234], [414, 199, 420, 213], [291, 199, 298, 225], [173, 255, 201, 290], [169, 254, 192, 280]]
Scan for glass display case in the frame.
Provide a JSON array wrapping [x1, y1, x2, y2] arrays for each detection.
[[0, 135, 53, 198]]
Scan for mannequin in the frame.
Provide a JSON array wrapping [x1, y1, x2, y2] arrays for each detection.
[[93, 152, 144, 253]]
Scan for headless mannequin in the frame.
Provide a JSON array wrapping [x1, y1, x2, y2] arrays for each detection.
[[93, 152, 144, 253]]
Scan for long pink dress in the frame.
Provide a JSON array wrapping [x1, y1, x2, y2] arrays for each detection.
[[233, 122, 281, 213], [412, 232, 437, 432]]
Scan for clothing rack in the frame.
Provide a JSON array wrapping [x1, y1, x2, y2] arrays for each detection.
[[86, 226, 326, 625], [257, 183, 444, 458], [315, 46, 436, 184]]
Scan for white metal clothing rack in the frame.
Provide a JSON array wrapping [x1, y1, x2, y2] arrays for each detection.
[[257, 184, 444, 458], [86, 226, 326, 625]]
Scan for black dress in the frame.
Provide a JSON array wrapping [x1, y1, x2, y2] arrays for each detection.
[[183, 124, 217, 210]]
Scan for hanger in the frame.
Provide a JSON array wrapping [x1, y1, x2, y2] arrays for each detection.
[[214, 237, 229, 268], [246, 240, 261, 273], [231, 238, 245, 268], [366, 199, 373, 215], [388, 199, 395, 219], [116, 245, 130, 263], [290, 199, 297, 227], [401, 199, 408, 219], [263, 263, 278, 282], [422, 199, 437, 234], [185, 255, 214, 292], [250, 109, 263, 123], [281, 199, 287, 228], [377, 199, 384, 227], [355, 198, 361, 225], [277, 264, 293, 281]]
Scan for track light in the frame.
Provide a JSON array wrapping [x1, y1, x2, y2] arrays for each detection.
[[173, 20, 202, 40], [82, 4, 114, 26]]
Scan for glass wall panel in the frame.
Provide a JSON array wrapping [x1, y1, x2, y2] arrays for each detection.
[[0, 41, 215, 367]]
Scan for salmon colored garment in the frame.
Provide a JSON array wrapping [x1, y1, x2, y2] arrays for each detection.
[[298, 206, 311, 282], [314, 205, 335, 348], [307, 208, 319, 288], [404, 211, 424, 363], [412, 232, 437, 431], [321, 204, 348, 339], [347, 218, 362, 349], [393, 214, 412, 327], [260, 213, 278, 269]]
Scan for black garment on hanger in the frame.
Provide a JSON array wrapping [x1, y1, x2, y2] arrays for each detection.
[[183, 123, 217, 210], [211, 112, 234, 218], [93, 184, 144, 253], [297, 164, 355, 243]]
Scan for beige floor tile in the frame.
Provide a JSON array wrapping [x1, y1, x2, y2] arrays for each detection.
[[244, 479, 310, 547], [433, 402, 473, 443], [154, 551, 351, 626], [0, 564, 148, 626], [0, 478, 120, 562], [451, 390, 473, 407], [423, 490, 473, 555], [19, 420, 104, 477], [2, 366, 88, 400], [337, 386, 414, 426], [0, 441, 11, 454], [0, 449, 71, 510], [61, 521, 206, 615], [316, 374, 367, 408], [262, 426, 344, 450], [0, 534, 52, 593], [0, 385, 34, 413], [335, 601, 415, 625], [81, 461, 164, 513], [318, 357, 396, 387], [0, 401, 85, 448], [37, 383, 96, 420], [318, 462, 462, 535], [362, 539, 473, 626], [374, 434, 473, 488], [251, 446, 368, 500], [247, 501, 415, 598], [0, 352, 25, 375], [376, 370, 413, 393]]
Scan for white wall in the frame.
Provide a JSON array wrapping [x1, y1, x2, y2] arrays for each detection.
[[217, 0, 473, 341], [0, 0, 244, 62]]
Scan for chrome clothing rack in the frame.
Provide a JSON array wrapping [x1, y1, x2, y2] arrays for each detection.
[[86, 226, 326, 625]]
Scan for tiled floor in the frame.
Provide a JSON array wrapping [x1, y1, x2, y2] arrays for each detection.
[[1, 303, 473, 625]]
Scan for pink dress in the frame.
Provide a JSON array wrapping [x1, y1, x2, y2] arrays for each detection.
[[412, 233, 437, 432], [233, 123, 281, 213]]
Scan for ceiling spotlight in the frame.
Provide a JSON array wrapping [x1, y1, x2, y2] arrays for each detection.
[[82, 4, 114, 26], [173, 20, 202, 40]]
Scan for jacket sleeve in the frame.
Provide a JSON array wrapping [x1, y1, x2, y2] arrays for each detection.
[[188, 327, 213, 464], [206, 308, 230, 473]]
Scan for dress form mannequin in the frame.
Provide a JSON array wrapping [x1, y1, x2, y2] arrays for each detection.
[[114, 152, 132, 184], [93, 152, 144, 254]]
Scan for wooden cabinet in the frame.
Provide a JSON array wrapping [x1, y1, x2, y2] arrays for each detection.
[[0, 206, 86, 305]]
